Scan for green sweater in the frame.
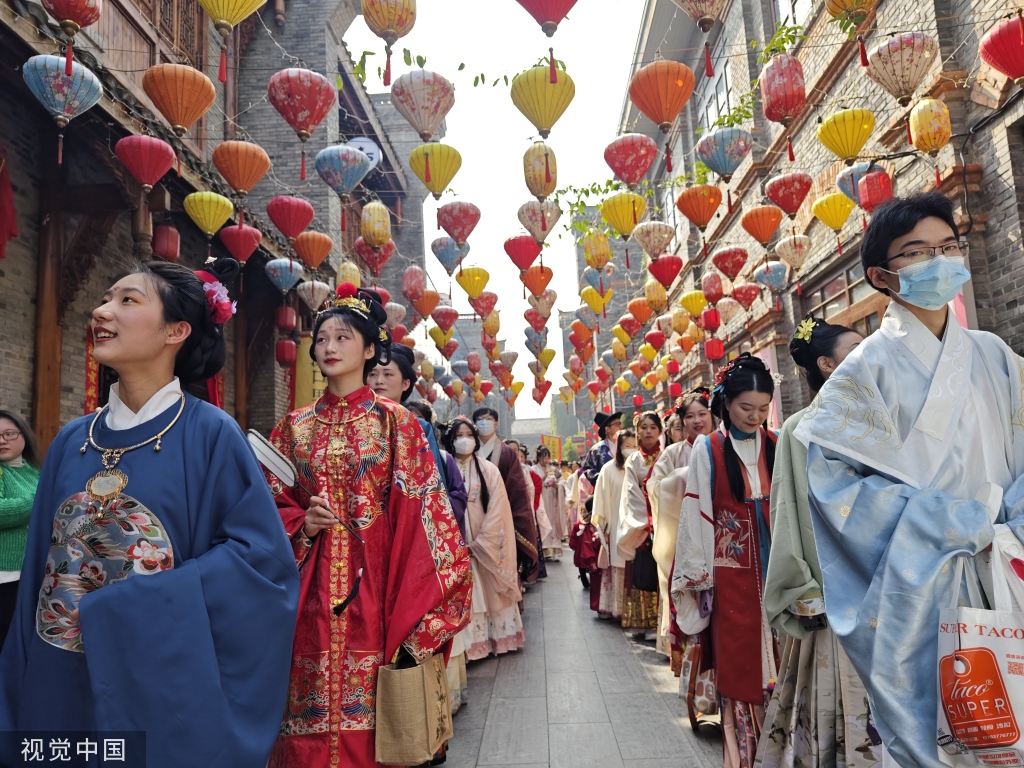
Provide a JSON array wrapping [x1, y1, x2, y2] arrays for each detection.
[[0, 461, 40, 572]]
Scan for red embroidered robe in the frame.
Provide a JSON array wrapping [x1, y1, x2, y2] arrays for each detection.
[[265, 387, 472, 768]]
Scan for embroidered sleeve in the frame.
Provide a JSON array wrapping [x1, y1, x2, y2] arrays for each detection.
[[672, 437, 714, 594]]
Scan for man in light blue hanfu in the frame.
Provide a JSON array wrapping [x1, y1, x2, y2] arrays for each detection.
[[794, 193, 1024, 767]]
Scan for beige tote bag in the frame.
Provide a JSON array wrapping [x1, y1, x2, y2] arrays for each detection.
[[375, 653, 454, 765]]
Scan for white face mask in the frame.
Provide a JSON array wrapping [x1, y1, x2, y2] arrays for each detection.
[[621, 447, 637, 458], [454, 437, 476, 455], [475, 420, 495, 437]]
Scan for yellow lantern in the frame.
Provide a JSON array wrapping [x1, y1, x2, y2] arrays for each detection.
[[639, 343, 658, 363], [487, 345, 500, 362], [473, 390, 485, 403], [184, 191, 233, 239], [601, 192, 647, 241], [361, 0, 416, 85], [616, 376, 631, 393], [456, 266, 489, 299], [671, 307, 689, 334], [589, 390, 600, 403], [656, 364, 668, 383], [428, 326, 454, 347], [524, 141, 557, 201], [817, 108, 876, 165], [482, 310, 500, 336], [580, 286, 606, 314], [645, 279, 667, 313], [812, 192, 856, 233], [409, 143, 461, 200], [612, 325, 631, 346], [360, 200, 392, 250], [336, 261, 361, 287], [420, 359, 434, 380], [559, 388, 573, 405], [825, 0, 876, 25], [909, 98, 951, 157], [611, 339, 627, 360], [686, 323, 704, 343], [679, 290, 707, 318], [583, 231, 611, 269], [538, 348, 556, 368], [451, 379, 463, 397], [511, 380, 525, 397], [510, 64, 575, 138]]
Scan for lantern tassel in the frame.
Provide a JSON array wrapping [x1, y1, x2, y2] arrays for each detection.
[[599, 278, 604, 295], [703, 239, 708, 260], [665, 142, 673, 173], [862, 215, 867, 232], [1019, 8, 1023, 46], [436, 208, 440, 230], [625, 247, 630, 269], [384, 48, 392, 87], [549, 48, 557, 84], [300, 148, 306, 180], [218, 45, 227, 84], [541, 210, 547, 231], [545, 152, 551, 184], [65, 40, 73, 75], [905, 119, 913, 146], [787, 136, 795, 162], [704, 42, 713, 77], [57, 131, 64, 166], [424, 152, 431, 183], [341, 207, 346, 232], [935, 165, 942, 189], [858, 35, 868, 67], [776, 296, 782, 312], [837, 235, 843, 256], [727, 190, 733, 215], [797, 280, 802, 296]]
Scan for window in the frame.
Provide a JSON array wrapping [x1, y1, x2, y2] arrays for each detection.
[[125, 0, 204, 68], [804, 260, 888, 335], [771, 0, 816, 27]]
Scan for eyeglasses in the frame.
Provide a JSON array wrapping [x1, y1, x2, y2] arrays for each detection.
[[882, 241, 969, 267], [0, 431, 22, 443]]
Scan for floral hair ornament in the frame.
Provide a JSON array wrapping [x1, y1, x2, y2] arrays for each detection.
[[194, 270, 236, 325], [794, 316, 816, 343]]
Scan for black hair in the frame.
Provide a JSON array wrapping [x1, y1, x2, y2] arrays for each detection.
[[387, 344, 417, 402], [861, 192, 959, 295], [664, 413, 682, 446], [310, 285, 391, 382], [0, 409, 40, 467], [634, 410, 663, 433], [789, 315, 859, 392], [473, 407, 499, 422], [614, 428, 636, 469], [406, 400, 433, 422], [442, 418, 490, 511], [710, 353, 776, 503], [536, 446, 550, 461]]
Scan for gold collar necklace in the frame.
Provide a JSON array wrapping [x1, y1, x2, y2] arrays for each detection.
[[79, 394, 186, 510]]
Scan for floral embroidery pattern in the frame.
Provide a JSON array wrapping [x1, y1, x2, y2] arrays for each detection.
[[37, 493, 174, 652], [282, 652, 330, 735], [338, 651, 383, 730], [714, 510, 752, 569]]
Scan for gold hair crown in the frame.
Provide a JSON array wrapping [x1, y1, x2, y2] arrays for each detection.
[[317, 283, 371, 321], [795, 317, 816, 343]]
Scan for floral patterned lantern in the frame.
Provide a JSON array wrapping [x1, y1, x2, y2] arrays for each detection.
[[268, 68, 335, 179], [645, 279, 668, 314], [764, 171, 812, 219], [701, 271, 724, 305], [670, 0, 729, 75], [716, 296, 742, 325], [633, 221, 674, 258], [518, 200, 562, 245], [909, 97, 951, 157], [390, 69, 454, 142], [604, 134, 659, 189], [760, 53, 806, 160], [431, 237, 469, 276], [695, 126, 752, 183], [866, 32, 938, 106], [824, 0, 876, 26], [524, 141, 557, 200], [754, 260, 790, 293], [437, 201, 481, 246], [23, 55, 103, 164], [775, 234, 811, 271], [314, 145, 371, 231], [858, 168, 893, 213], [711, 246, 748, 280], [362, 0, 416, 86], [836, 161, 873, 206]]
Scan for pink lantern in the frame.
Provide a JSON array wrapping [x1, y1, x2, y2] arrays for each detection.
[[764, 172, 813, 220], [760, 53, 806, 160], [701, 272, 724, 305], [437, 201, 481, 247], [603, 134, 659, 190], [858, 168, 894, 214], [402, 265, 426, 302]]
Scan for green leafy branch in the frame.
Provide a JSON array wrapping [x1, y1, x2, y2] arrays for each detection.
[[830, 15, 858, 40], [352, 51, 375, 83], [712, 88, 759, 129], [753, 23, 806, 65]]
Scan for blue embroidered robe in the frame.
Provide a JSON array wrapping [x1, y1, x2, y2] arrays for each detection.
[[0, 395, 299, 767]]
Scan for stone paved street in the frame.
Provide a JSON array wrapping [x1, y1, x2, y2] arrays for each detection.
[[446, 560, 723, 768]]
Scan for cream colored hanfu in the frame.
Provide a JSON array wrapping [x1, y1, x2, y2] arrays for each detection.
[[591, 460, 627, 619], [794, 301, 1024, 768]]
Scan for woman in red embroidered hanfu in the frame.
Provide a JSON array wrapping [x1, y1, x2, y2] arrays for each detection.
[[266, 284, 472, 768], [672, 354, 779, 768]]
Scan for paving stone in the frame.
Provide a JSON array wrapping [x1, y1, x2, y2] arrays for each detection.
[[495, 651, 547, 698], [548, 723, 624, 768], [478, 697, 549, 765], [546, 672, 609, 724]]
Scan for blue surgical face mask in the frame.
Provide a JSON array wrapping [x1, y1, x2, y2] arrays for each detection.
[[475, 420, 495, 437], [884, 255, 971, 311]]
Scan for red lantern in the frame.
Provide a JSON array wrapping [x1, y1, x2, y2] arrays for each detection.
[[648, 255, 683, 288], [603, 404, 611, 413], [760, 53, 806, 159], [711, 246, 748, 281], [594, 368, 610, 383], [392, 324, 407, 343], [369, 285, 391, 305], [438, 201, 481, 247], [267, 196, 314, 242], [41, 0, 101, 74], [619, 314, 641, 339], [152, 224, 180, 261], [644, 329, 666, 350], [980, 16, 1024, 87], [587, 380, 601, 396], [603, 134, 659, 190], [515, 0, 578, 36], [355, 237, 396, 277], [267, 69, 335, 180], [432, 306, 459, 333], [276, 306, 297, 332], [668, 382, 682, 398], [632, 393, 643, 407], [701, 272, 724, 305], [764, 172, 813, 219], [525, 308, 548, 333], [704, 338, 724, 361], [469, 291, 498, 319], [732, 282, 762, 310], [700, 307, 721, 332], [218, 223, 262, 263], [276, 338, 297, 367], [667, 360, 680, 375], [858, 168, 894, 214], [481, 380, 494, 396], [114, 136, 175, 192], [505, 234, 542, 271]]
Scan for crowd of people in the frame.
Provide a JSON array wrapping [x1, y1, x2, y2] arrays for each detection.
[[0, 191, 1022, 768]]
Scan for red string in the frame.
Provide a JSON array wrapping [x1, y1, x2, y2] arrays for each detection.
[[625, 247, 630, 269], [65, 42, 73, 75], [665, 142, 673, 173], [549, 48, 557, 84], [300, 149, 306, 181], [218, 46, 227, 83], [858, 36, 868, 67], [727, 190, 733, 215], [424, 152, 431, 183], [787, 136, 795, 162], [541, 210, 547, 231], [341, 207, 346, 232], [384, 50, 392, 86], [704, 42, 713, 77], [905, 119, 913, 146], [703, 240, 708, 260], [57, 133, 63, 166], [837, 235, 843, 256], [935, 166, 942, 189]]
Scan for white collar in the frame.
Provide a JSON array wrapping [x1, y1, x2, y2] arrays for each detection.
[[1, 457, 24, 468], [881, 301, 948, 374], [106, 377, 183, 431], [477, 436, 498, 462]]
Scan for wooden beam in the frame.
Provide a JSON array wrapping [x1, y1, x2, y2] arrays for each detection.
[[33, 151, 64, 453]]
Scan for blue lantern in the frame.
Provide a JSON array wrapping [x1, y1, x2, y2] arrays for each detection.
[[836, 161, 873, 206], [431, 237, 470, 277], [753, 260, 791, 293], [694, 127, 753, 183], [23, 55, 103, 164], [575, 305, 598, 329], [451, 360, 470, 380], [525, 328, 548, 357], [265, 258, 304, 294], [315, 145, 371, 202]]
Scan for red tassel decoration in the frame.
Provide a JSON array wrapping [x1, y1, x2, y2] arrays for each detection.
[[776, 296, 782, 312], [549, 48, 557, 84], [300, 149, 306, 180], [632, 199, 637, 225], [424, 152, 431, 183], [861, 215, 867, 231], [837, 235, 843, 256], [796, 280, 802, 296], [1019, 9, 1023, 46], [384, 50, 392, 86], [727, 190, 733, 215], [665, 142, 673, 173], [905, 119, 913, 146], [218, 46, 227, 83], [625, 247, 630, 269], [599, 278, 604, 294], [602, 305, 607, 319], [541, 210, 547, 231], [545, 152, 551, 184], [57, 132, 64, 166], [341, 207, 346, 232], [858, 36, 868, 67], [787, 136, 795, 162], [703, 240, 708, 260], [935, 165, 942, 189], [65, 41, 73, 75], [704, 42, 713, 77]]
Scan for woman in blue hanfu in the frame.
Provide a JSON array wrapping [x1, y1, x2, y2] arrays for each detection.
[[0, 259, 299, 767], [795, 193, 1024, 767]]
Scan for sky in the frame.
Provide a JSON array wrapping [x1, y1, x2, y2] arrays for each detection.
[[343, 0, 645, 419]]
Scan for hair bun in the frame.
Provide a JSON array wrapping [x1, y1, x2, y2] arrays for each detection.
[[205, 257, 240, 284]]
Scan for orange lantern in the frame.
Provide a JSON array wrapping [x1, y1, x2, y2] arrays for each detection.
[[143, 64, 216, 138], [411, 289, 440, 319], [627, 297, 653, 325], [740, 204, 784, 247], [675, 184, 721, 232], [212, 140, 270, 196], [293, 231, 333, 270], [522, 265, 553, 298], [628, 60, 695, 133]]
